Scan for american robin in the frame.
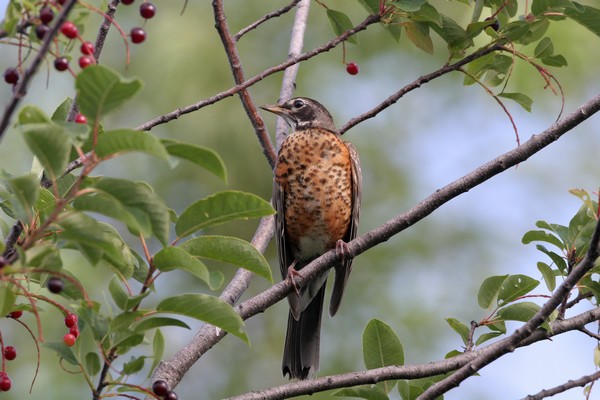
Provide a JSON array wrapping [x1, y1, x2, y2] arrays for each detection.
[[261, 97, 362, 380]]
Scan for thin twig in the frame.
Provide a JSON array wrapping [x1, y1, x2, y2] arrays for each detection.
[[522, 370, 600, 400], [234, 0, 301, 41]]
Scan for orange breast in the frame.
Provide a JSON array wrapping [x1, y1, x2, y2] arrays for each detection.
[[275, 129, 352, 261]]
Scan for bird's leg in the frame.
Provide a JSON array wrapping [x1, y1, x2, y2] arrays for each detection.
[[335, 239, 351, 265], [286, 259, 303, 296]]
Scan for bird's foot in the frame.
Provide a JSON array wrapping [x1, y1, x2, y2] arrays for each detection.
[[286, 260, 303, 296], [335, 239, 350, 265]]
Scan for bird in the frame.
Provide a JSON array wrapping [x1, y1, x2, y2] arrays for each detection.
[[261, 97, 361, 380]]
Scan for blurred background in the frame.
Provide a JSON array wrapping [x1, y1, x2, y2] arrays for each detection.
[[1, 1, 600, 399]]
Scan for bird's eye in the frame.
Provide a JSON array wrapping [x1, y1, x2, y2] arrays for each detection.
[[293, 99, 304, 109]]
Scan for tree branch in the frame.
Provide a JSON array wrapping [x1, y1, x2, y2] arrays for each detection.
[[234, 0, 301, 41], [522, 370, 600, 400]]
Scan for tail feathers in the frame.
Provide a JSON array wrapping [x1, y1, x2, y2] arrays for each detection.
[[282, 286, 326, 380]]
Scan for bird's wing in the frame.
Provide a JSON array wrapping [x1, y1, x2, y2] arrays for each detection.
[[329, 141, 362, 316]]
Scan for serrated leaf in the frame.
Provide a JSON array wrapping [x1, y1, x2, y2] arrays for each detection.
[[76, 65, 143, 120], [22, 123, 71, 181], [477, 275, 508, 309], [405, 21, 433, 54], [5, 174, 39, 222], [44, 342, 78, 365], [537, 262, 556, 291], [327, 9, 358, 44], [522, 229, 564, 250], [95, 129, 169, 160], [498, 92, 533, 112], [153, 247, 210, 286], [134, 317, 191, 332], [534, 37, 554, 58], [162, 140, 227, 183], [334, 385, 389, 400], [445, 317, 470, 345], [176, 191, 274, 238], [156, 293, 248, 343], [85, 352, 101, 376], [180, 236, 272, 282], [363, 319, 404, 372], [497, 274, 539, 306]]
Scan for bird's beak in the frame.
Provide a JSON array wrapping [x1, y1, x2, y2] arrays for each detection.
[[260, 104, 289, 117]]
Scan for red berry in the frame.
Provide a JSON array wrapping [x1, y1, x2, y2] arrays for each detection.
[[3, 346, 16, 361], [39, 6, 54, 24], [57, 0, 67, 4], [346, 62, 359, 75], [69, 327, 79, 338], [78, 56, 94, 69], [3, 68, 19, 85], [80, 41, 94, 55], [130, 27, 146, 44], [8, 311, 22, 319], [152, 380, 169, 396], [54, 57, 69, 71], [139, 2, 156, 19], [47, 277, 64, 293], [35, 24, 50, 39], [122, 0, 135, 4], [64, 314, 78, 328], [165, 390, 179, 400], [74, 113, 87, 124], [60, 21, 78, 39], [0, 375, 11, 391], [63, 333, 76, 346]]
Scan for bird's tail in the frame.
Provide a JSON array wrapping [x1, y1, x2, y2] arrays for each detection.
[[282, 286, 326, 380]]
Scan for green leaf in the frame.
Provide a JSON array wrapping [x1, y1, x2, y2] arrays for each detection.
[[22, 123, 71, 181], [522, 229, 564, 250], [409, 3, 442, 27], [534, 37, 554, 58], [76, 65, 143, 120], [430, 14, 473, 52], [162, 140, 227, 183], [531, 0, 584, 15], [156, 293, 248, 343], [18, 105, 51, 125], [95, 129, 169, 160], [108, 277, 150, 311], [357, 0, 378, 14], [51, 98, 74, 122], [497, 274, 539, 306], [404, 22, 434, 54], [363, 319, 404, 372], [85, 352, 101, 376], [535, 245, 567, 274], [149, 329, 165, 378], [44, 342, 78, 365], [541, 54, 568, 67], [134, 317, 191, 332], [475, 331, 503, 346], [537, 262, 556, 291], [477, 275, 508, 309], [334, 385, 389, 400], [181, 236, 272, 282], [536, 220, 569, 244], [498, 92, 533, 112], [327, 9, 358, 44], [176, 191, 274, 238], [114, 332, 145, 352], [497, 301, 549, 329], [5, 174, 39, 222], [110, 311, 144, 332], [446, 318, 470, 345], [393, 0, 426, 12], [123, 356, 145, 375], [153, 247, 210, 285], [0, 284, 17, 317], [565, 5, 600, 39]]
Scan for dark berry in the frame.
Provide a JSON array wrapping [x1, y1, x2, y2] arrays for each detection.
[[80, 41, 94, 55], [3, 68, 19, 85], [39, 6, 55, 24], [8, 311, 23, 319], [63, 333, 76, 346], [60, 21, 78, 39], [54, 57, 69, 71], [484, 17, 500, 31], [139, 2, 156, 19], [121, 0, 135, 4], [64, 314, 78, 328], [130, 27, 146, 44], [3, 346, 16, 361], [346, 62, 359, 75], [69, 326, 80, 338], [47, 277, 64, 293], [165, 390, 178, 400], [152, 380, 169, 397], [78, 56, 94, 69], [35, 24, 50, 40], [57, 0, 67, 4], [0, 375, 11, 391]]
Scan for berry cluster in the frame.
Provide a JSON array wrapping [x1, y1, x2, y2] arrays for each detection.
[[122, 1, 157, 44], [0, 320, 19, 393], [63, 314, 79, 347], [152, 380, 179, 400]]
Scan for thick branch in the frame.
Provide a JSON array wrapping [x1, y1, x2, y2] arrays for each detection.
[[224, 307, 600, 400]]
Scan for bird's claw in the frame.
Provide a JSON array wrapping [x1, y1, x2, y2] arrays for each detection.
[[335, 239, 350, 265], [286, 262, 303, 296]]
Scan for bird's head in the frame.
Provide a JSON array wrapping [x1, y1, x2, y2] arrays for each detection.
[[261, 97, 338, 133]]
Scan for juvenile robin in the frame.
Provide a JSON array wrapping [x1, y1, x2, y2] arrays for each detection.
[[261, 97, 362, 380]]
